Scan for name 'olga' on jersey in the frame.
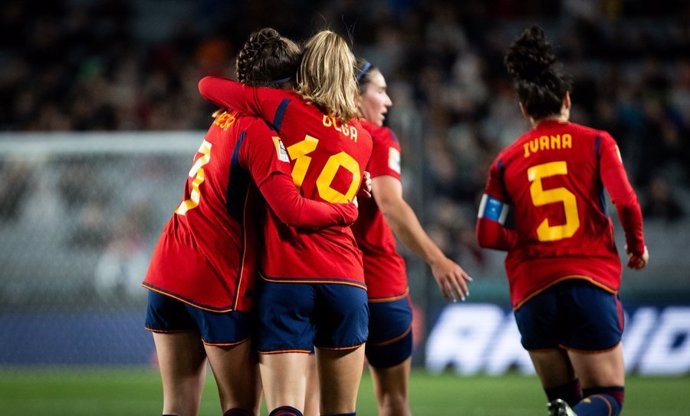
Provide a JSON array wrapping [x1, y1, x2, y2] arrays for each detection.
[[322, 114, 359, 141]]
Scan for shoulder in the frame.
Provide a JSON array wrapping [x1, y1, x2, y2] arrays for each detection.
[[241, 115, 275, 135], [568, 121, 612, 140], [362, 121, 399, 144]]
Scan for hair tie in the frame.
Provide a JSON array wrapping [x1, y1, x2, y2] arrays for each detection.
[[356, 62, 372, 82], [272, 77, 292, 84]]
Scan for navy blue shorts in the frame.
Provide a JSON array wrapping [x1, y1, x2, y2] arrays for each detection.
[[365, 296, 413, 368], [144, 290, 251, 346], [254, 280, 369, 353], [514, 280, 624, 351]]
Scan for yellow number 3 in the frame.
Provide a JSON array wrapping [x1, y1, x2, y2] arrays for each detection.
[[176, 139, 212, 215], [527, 161, 580, 242]]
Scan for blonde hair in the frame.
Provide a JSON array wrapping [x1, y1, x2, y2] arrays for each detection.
[[296, 30, 359, 122]]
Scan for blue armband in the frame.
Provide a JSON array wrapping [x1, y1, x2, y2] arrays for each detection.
[[477, 194, 510, 225]]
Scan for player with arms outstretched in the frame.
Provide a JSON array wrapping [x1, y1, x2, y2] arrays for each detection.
[[476, 26, 648, 416], [199, 30, 372, 416]]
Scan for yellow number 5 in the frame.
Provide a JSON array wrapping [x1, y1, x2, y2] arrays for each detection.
[[527, 161, 579, 242], [176, 139, 212, 215]]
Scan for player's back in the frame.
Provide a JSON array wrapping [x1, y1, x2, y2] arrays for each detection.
[[143, 111, 263, 311], [498, 120, 616, 259], [254, 88, 373, 284], [196, 78, 374, 284]]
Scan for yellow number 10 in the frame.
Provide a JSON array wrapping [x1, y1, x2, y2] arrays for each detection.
[[287, 135, 361, 203], [527, 161, 580, 242]]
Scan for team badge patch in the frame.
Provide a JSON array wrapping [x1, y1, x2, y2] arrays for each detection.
[[272, 136, 290, 162], [389, 147, 401, 174]]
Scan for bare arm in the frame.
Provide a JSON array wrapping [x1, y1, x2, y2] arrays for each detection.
[[372, 175, 472, 301]]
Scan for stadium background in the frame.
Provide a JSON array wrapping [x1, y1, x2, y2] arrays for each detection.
[[1, 0, 689, 413]]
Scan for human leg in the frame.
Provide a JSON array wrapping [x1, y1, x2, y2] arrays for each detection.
[[153, 331, 207, 416], [529, 348, 581, 406], [369, 357, 411, 416], [567, 344, 625, 416], [260, 352, 310, 412], [562, 283, 626, 415], [146, 291, 208, 416], [303, 353, 320, 416], [205, 340, 261, 415], [365, 296, 413, 416], [316, 345, 366, 414], [253, 280, 316, 414]]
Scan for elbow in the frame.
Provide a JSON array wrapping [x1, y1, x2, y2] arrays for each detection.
[[198, 76, 211, 97], [476, 233, 494, 249], [273, 209, 301, 227], [475, 220, 506, 250]]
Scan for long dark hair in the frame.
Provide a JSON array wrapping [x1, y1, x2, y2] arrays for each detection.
[[504, 25, 572, 120], [236, 28, 302, 87]]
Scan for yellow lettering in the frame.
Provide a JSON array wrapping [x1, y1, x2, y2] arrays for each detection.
[[213, 111, 236, 129], [539, 135, 549, 151], [350, 126, 358, 142], [322, 115, 332, 127], [529, 139, 539, 155], [332, 117, 342, 133], [321, 115, 359, 142], [550, 135, 561, 149], [523, 133, 574, 158]]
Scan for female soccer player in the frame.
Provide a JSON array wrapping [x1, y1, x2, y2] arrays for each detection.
[[350, 58, 472, 416], [199, 30, 372, 416], [142, 28, 359, 416], [476, 26, 648, 416]]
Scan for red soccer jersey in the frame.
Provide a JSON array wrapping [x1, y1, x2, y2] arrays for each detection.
[[477, 120, 645, 309], [143, 110, 357, 311], [199, 77, 373, 287], [352, 121, 407, 300]]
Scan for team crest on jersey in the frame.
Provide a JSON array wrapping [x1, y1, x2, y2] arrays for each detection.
[[272, 136, 290, 162], [389, 147, 401, 174]]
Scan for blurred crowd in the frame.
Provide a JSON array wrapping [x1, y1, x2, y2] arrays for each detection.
[[2, 0, 689, 270]]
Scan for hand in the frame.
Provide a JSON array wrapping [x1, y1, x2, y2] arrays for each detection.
[[627, 245, 649, 270], [430, 256, 473, 302], [359, 171, 373, 199]]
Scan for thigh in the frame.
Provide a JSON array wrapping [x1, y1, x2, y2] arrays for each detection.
[[528, 348, 576, 388], [254, 280, 316, 353], [313, 284, 369, 349], [304, 353, 320, 416], [259, 352, 311, 412], [153, 331, 207, 415], [316, 344, 366, 414], [568, 343, 625, 388], [205, 341, 261, 414], [369, 356, 411, 402], [366, 297, 413, 368]]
